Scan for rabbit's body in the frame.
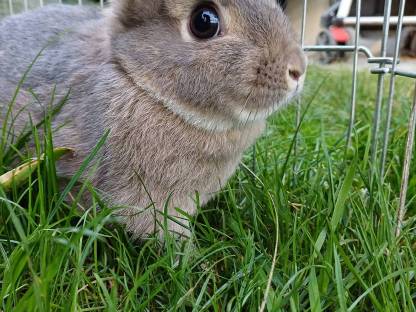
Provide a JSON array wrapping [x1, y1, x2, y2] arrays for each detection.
[[0, 1, 306, 237]]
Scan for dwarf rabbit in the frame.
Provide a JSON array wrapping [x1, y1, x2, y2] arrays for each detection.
[[0, 0, 306, 238]]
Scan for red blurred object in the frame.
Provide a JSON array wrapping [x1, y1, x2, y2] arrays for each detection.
[[329, 26, 350, 44]]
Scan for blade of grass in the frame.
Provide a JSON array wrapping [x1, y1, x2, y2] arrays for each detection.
[[0, 148, 74, 191], [308, 266, 322, 312], [55, 131, 109, 209], [334, 245, 347, 312], [330, 160, 356, 232]]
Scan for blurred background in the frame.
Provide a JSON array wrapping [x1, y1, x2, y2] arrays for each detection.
[[285, 1, 416, 61]]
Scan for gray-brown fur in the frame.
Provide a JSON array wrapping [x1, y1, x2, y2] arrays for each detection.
[[0, 0, 306, 238]]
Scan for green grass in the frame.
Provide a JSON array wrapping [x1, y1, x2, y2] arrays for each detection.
[[1, 67, 415, 311]]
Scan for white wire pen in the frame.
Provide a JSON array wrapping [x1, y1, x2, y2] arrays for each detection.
[[381, 0, 408, 177], [346, 0, 361, 148], [370, 0, 392, 170]]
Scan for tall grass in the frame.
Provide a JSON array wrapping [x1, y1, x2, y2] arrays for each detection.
[[0, 67, 415, 311]]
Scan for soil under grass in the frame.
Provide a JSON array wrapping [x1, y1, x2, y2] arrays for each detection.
[[0, 66, 415, 311]]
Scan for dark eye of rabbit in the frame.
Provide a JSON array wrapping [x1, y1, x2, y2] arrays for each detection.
[[190, 5, 220, 39]]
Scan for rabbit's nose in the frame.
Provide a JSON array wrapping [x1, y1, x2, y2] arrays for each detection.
[[287, 52, 307, 87], [288, 68, 302, 82]]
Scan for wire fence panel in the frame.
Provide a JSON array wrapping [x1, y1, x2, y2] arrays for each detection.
[[346, 0, 361, 148], [396, 82, 416, 236], [370, 0, 393, 170], [301, 0, 416, 236], [0, 0, 104, 16], [381, 0, 408, 177]]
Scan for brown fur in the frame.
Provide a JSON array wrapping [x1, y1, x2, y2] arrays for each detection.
[[0, 0, 306, 238]]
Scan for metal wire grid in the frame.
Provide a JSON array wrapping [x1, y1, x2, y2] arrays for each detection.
[[3, 0, 105, 15], [2, 0, 416, 235], [301, 0, 416, 236]]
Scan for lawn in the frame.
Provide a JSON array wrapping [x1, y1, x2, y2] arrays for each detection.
[[0, 66, 415, 311]]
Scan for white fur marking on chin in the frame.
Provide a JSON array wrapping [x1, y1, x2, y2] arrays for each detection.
[[162, 96, 234, 132], [137, 81, 235, 132], [234, 89, 300, 123], [234, 101, 281, 123]]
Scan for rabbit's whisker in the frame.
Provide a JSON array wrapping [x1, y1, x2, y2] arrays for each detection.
[[238, 89, 254, 128]]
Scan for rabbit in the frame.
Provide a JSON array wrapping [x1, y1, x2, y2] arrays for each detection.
[[0, 0, 306, 238]]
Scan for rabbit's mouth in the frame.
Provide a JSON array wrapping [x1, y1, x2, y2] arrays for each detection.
[[232, 82, 303, 123]]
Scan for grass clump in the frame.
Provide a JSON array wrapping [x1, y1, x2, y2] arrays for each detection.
[[0, 66, 415, 311]]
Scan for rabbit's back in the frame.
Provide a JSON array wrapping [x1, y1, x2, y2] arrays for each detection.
[[0, 5, 108, 154], [0, 5, 102, 87]]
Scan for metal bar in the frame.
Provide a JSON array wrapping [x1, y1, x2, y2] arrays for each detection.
[[303, 45, 374, 58], [24, 0, 29, 11], [372, 68, 416, 79], [370, 0, 393, 174], [297, 0, 308, 128], [8, 0, 13, 15], [294, 0, 308, 177], [100, 0, 104, 9], [300, 0, 307, 46], [393, 69, 416, 79], [395, 82, 416, 237], [381, 0, 408, 177], [368, 57, 395, 65], [346, 0, 361, 147], [337, 0, 353, 18], [340, 16, 416, 26], [371, 68, 391, 75]]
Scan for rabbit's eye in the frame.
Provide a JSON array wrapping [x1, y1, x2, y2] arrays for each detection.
[[190, 5, 220, 39]]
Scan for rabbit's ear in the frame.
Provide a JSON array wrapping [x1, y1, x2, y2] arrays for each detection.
[[111, 0, 163, 29]]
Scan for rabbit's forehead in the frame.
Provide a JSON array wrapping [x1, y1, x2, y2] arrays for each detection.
[[167, 0, 279, 19]]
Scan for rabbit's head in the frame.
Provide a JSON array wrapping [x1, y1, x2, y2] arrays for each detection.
[[109, 0, 306, 131]]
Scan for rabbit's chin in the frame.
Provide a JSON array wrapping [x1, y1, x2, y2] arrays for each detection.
[[232, 87, 302, 124]]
